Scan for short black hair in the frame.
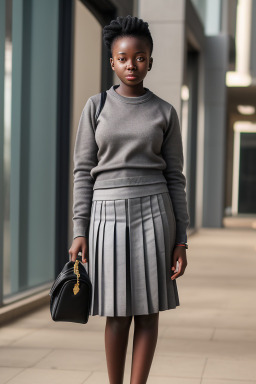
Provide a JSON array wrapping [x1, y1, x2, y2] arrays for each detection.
[[103, 15, 153, 56]]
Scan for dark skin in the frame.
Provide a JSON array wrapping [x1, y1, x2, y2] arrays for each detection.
[[69, 35, 188, 384]]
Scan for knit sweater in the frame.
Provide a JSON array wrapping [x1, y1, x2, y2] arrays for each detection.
[[72, 84, 190, 242]]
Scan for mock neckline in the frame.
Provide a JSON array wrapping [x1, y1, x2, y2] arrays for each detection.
[[108, 84, 154, 104]]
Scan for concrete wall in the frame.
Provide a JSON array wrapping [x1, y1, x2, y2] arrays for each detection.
[[138, 0, 186, 114]]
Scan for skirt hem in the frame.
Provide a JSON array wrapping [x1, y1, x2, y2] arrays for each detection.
[[89, 303, 180, 317]]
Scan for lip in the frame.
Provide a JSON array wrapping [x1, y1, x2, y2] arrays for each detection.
[[126, 75, 137, 80]]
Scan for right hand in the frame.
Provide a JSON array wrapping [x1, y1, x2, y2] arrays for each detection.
[[68, 237, 88, 264]]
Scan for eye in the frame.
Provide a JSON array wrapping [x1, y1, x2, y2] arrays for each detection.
[[118, 57, 125, 62], [137, 57, 145, 61]]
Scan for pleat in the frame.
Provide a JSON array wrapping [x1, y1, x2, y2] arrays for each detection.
[[88, 201, 95, 315], [102, 201, 116, 316], [90, 200, 102, 315], [163, 193, 180, 306], [97, 200, 106, 315], [125, 199, 132, 316], [158, 193, 180, 308], [128, 197, 149, 315], [87, 200, 95, 276], [141, 195, 159, 313], [150, 194, 169, 310], [114, 200, 128, 316]]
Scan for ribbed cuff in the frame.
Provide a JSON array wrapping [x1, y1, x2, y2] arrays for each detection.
[[175, 231, 187, 244], [73, 218, 90, 239]]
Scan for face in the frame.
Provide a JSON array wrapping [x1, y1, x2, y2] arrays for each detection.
[[110, 36, 153, 87]]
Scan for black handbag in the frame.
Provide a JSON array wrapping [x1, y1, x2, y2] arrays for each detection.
[[49, 259, 92, 324], [49, 91, 107, 324]]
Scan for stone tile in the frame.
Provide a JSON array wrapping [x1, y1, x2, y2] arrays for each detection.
[[157, 337, 256, 359], [159, 307, 256, 330], [11, 328, 105, 351], [203, 358, 256, 381], [180, 287, 256, 311], [34, 349, 109, 371], [0, 327, 35, 345], [7, 316, 50, 329], [159, 307, 222, 328], [0, 340, 10, 347], [145, 355, 206, 378], [202, 380, 255, 384], [4, 368, 90, 384], [82, 371, 139, 384], [0, 367, 24, 384], [81, 371, 109, 384], [225, 291, 256, 310], [147, 377, 201, 384], [28, 306, 52, 320], [213, 328, 256, 342], [161, 326, 214, 341], [0, 347, 51, 368], [93, 371, 202, 384]]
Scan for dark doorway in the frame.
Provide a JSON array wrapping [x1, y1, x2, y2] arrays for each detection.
[[238, 132, 256, 213], [183, 49, 199, 229]]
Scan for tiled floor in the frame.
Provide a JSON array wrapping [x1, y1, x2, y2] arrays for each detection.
[[1, 227, 256, 384]]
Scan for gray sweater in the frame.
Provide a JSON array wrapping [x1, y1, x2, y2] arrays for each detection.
[[72, 84, 190, 242]]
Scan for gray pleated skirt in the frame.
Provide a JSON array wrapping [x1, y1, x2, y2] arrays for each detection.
[[84, 182, 180, 317]]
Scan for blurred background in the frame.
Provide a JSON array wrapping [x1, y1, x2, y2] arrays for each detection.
[[0, 0, 256, 384], [0, 1, 256, 382]]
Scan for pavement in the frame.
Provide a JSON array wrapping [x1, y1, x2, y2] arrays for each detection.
[[0, 226, 256, 384]]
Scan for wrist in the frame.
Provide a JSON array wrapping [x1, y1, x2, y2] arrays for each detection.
[[175, 242, 188, 249]]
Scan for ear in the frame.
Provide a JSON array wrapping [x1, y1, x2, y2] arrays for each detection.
[[148, 57, 153, 71], [110, 57, 115, 71]]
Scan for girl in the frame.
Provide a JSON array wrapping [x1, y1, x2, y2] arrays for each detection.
[[69, 15, 189, 384]]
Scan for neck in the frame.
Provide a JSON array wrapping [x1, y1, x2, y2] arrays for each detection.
[[115, 82, 146, 97]]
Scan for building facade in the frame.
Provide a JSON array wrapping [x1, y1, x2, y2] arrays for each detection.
[[0, 0, 255, 314]]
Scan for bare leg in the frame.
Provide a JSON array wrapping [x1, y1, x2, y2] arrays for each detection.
[[130, 312, 159, 384], [105, 315, 133, 384]]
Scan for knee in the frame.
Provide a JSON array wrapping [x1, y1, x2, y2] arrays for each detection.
[[134, 312, 159, 329], [106, 315, 132, 334]]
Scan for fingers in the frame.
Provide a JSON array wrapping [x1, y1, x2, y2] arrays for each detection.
[[68, 245, 80, 263], [171, 261, 182, 280], [68, 245, 88, 264], [81, 247, 88, 264], [69, 249, 77, 262], [171, 262, 187, 280], [171, 253, 187, 280]]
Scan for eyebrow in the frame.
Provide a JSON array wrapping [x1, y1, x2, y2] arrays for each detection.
[[117, 51, 146, 54]]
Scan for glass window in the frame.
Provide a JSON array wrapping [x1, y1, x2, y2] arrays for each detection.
[[1, 0, 59, 302]]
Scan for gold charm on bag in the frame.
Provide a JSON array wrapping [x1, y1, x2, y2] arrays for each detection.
[[73, 259, 80, 295]]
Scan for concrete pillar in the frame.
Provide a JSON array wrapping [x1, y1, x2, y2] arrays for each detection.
[[203, 35, 230, 227]]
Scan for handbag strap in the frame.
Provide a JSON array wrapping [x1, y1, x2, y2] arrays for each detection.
[[95, 90, 107, 124]]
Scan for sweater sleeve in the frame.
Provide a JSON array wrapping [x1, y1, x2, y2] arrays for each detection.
[[161, 105, 190, 243], [72, 97, 98, 239]]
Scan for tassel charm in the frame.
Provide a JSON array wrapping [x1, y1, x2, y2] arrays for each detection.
[[73, 259, 80, 295]]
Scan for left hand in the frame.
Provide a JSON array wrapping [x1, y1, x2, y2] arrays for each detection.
[[171, 246, 188, 280]]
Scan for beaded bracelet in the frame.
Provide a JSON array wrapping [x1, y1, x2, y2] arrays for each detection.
[[175, 242, 188, 249]]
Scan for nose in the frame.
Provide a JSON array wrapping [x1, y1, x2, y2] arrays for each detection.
[[126, 60, 137, 70]]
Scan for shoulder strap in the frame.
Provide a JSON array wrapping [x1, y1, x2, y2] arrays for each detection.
[[95, 90, 107, 124]]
